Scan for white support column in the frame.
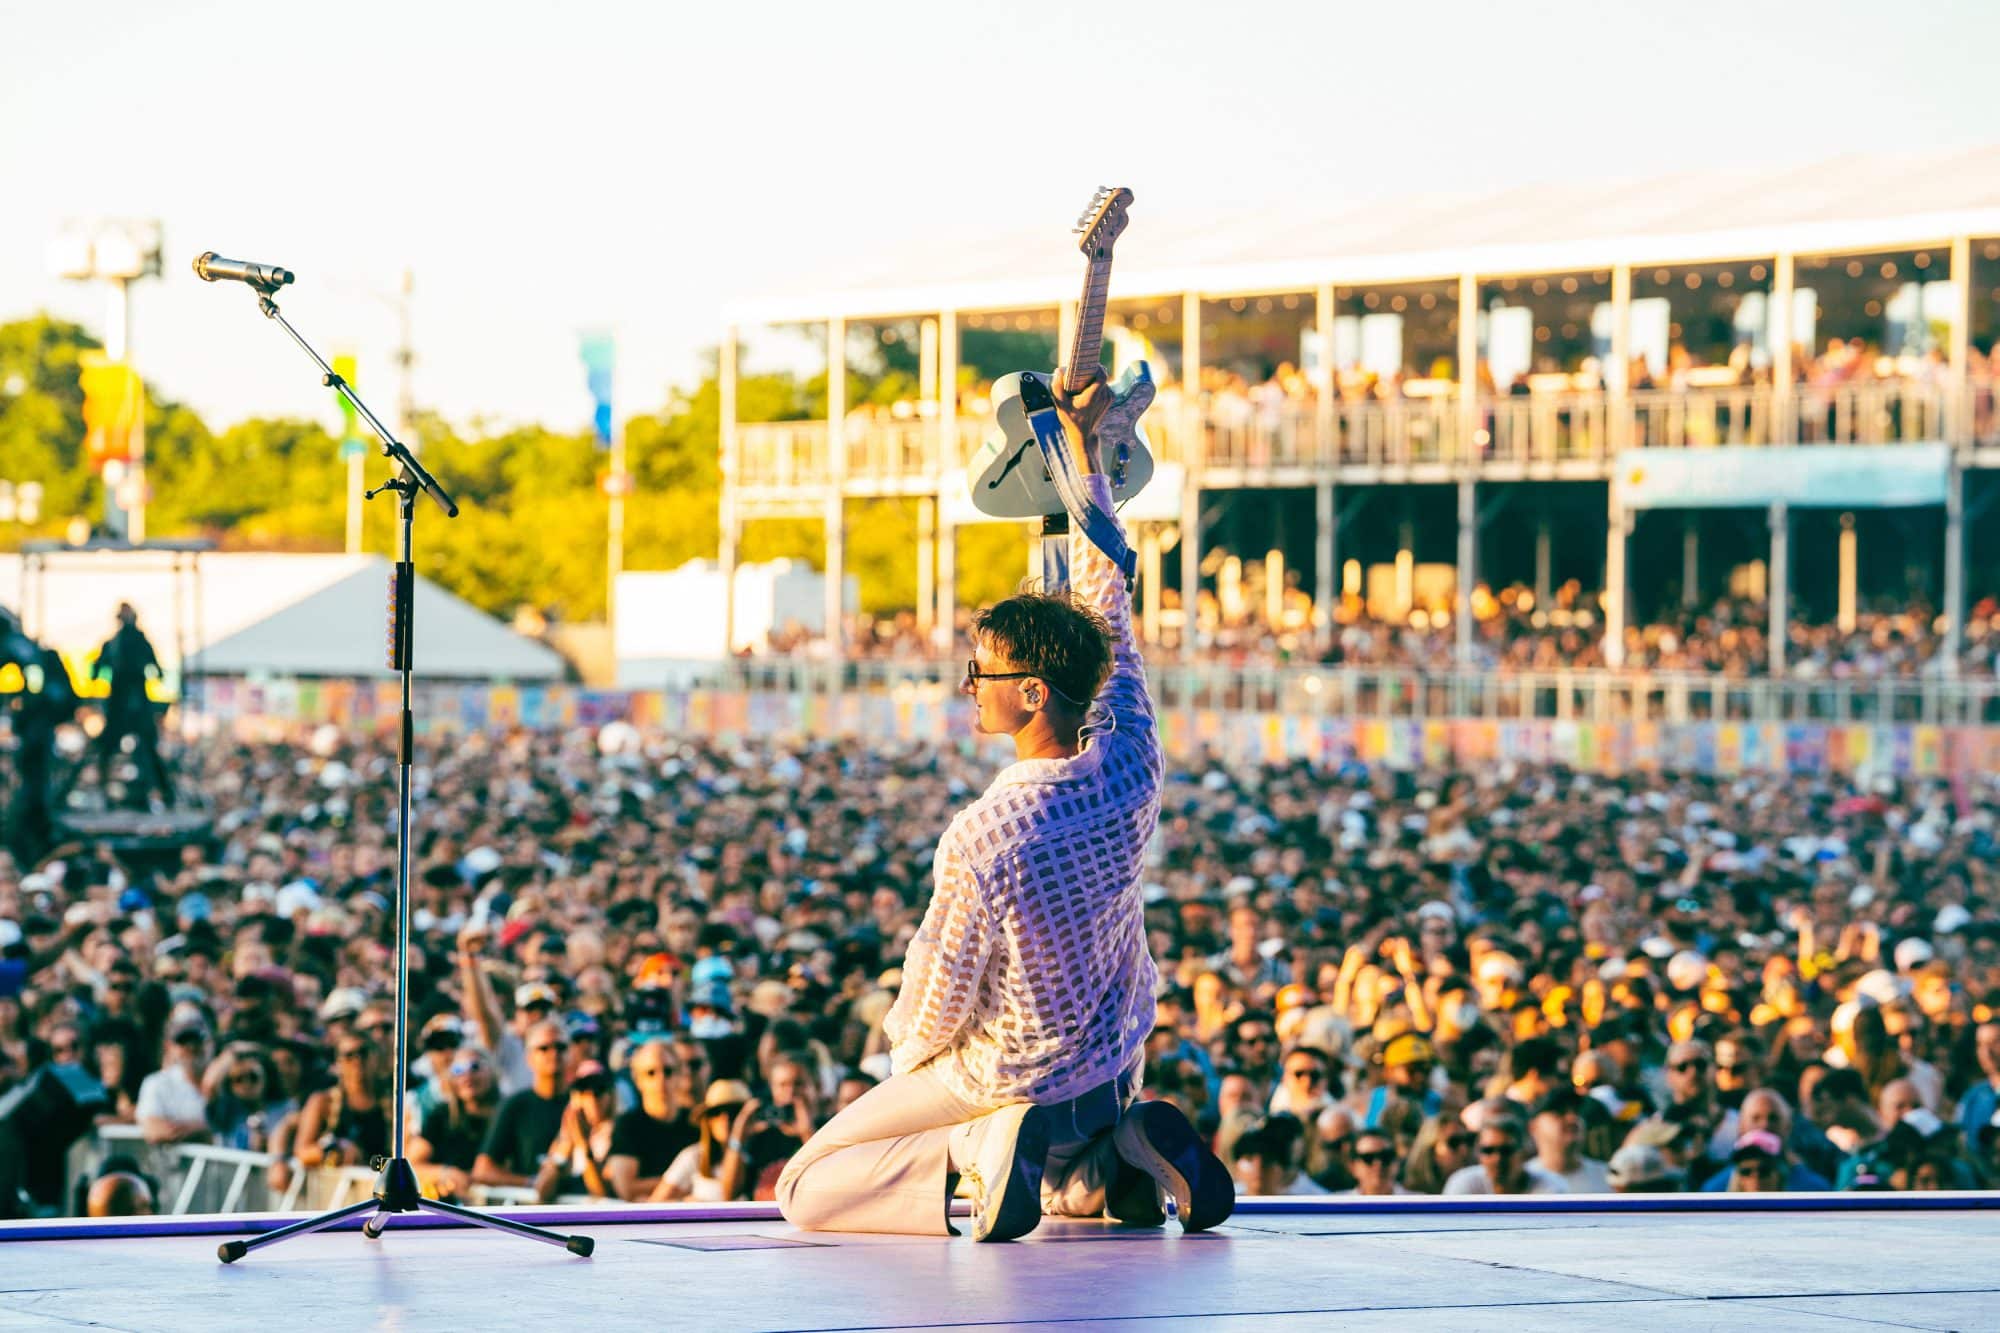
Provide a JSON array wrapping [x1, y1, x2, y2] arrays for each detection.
[[937, 517, 957, 654], [1950, 236, 1973, 446], [1837, 512, 1858, 633], [1605, 502, 1630, 668], [1182, 292, 1203, 462], [1769, 499, 1790, 677], [1315, 480, 1335, 651], [719, 325, 740, 655], [1180, 292, 1203, 661], [916, 495, 936, 638], [1945, 460, 1966, 676], [1609, 264, 1632, 453], [1140, 525, 1163, 646], [1772, 254, 1796, 445], [1455, 477, 1476, 666], [1682, 515, 1699, 609], [1456, 273, 1479, 463], [1535, 511, 1554, 608], [1180, 478, 1201, 662], [1314, 282, 1336, 460], [936, 309, 959, 653], [938, 308, 960, 471], [825, 317, 847, 659]]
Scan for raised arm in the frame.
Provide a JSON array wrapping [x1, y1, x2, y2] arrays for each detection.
[[1051, 366, 1154, 739], [881, 830, 995, 1076]]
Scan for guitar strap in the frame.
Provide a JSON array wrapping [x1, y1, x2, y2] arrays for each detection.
[[1024, 390, 1138, 592], [1016, 373, 1137, 589]]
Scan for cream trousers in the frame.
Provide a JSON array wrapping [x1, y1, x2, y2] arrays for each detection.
[[777, 1058, 1139, 1235]]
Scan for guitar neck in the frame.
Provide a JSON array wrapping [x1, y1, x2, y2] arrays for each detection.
[[1063, 253, 1114, 392]]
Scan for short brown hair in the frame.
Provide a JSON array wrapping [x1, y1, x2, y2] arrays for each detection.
[[970, 591, 1114, 709]]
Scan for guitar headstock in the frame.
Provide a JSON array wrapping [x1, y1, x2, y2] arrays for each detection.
[[1073, 186, 1135, 259]]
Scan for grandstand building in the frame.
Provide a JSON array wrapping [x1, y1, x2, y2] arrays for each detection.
[[717, 149, 2000, 687]]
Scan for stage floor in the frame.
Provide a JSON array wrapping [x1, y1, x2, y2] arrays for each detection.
[[2, 1197, 1995, 1331]]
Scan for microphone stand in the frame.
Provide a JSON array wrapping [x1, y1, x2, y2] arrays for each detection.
[[214, 279, 592, 1263]]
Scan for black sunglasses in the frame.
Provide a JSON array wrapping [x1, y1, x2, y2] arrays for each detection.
[[1671, 1059, 1710, 1074], [1445, 1133, 1475, 1150], [1478, 1143, 1519, 1157], [964, 659, 1036, 688], [1355, 1150, 1398, 1166]]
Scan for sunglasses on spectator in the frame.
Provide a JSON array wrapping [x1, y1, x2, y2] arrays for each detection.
[[1237, 1033, 1273, 1046], [1322, 1135, 1353, 1152], [106, 981, 134, 993], [1478, 1143, 1518, 1158], [449, 1059, 487, 1076], [1671, 1059, 1710, 1074], [1287, 1068, 1324, 1083], [361, 1022, 393, 1036], [229, 1069, 263, 1084], [1445, 1133, 1475, 1150], [1355, 1150, 1397, 1166]]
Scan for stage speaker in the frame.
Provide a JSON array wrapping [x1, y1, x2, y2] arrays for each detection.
[[0, 1063, 111, 1216]]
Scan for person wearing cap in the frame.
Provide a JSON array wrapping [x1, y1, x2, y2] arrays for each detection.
[[1700, 1091, 1830, 1191], [135, 1022, 212, 1146], [1605, 1143, 1680, 1193], [1356, 1031, 1440, 1127], [1720, 1128, 1784, 1184], [408, 1014, 468, 1121], [1529, 1089, 1610, 1193], [534, 1059, 616, 1202], [777, 371, 1230, 1244], [659, 1079, 756, 1202]]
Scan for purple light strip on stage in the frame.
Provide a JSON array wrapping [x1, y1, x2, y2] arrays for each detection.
[[3, 1190, 1997, 1243]]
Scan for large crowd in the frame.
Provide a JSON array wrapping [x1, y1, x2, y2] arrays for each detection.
[[4, 723, 2000, 1219]]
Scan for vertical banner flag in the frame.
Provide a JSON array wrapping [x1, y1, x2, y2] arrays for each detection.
[[579, 333, 615, 449], [333, 354, 364, 458]]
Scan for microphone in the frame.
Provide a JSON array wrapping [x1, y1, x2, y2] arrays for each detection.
[[192, 252, 294, 290]]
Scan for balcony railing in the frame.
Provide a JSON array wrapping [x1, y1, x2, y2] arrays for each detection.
[[1627, 385, 1774, 448], [735, 380, 1964, 493], [1794, 379, 1948, 446]]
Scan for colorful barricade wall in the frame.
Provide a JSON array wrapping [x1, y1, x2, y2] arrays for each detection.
[[192, 678, 2000, 779]]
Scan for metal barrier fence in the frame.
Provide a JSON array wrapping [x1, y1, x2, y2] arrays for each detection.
[[56, 1125, 605, 1219], [717, 658, 2000, 727]]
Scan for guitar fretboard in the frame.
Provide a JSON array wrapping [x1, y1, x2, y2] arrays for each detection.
[[1064, 253, 1114, 392]]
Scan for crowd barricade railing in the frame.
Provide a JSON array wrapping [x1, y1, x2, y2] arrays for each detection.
[[699, 658, 2000, 729]]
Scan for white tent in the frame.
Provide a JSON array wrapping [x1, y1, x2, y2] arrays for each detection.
[[1, 550, 564, 681]]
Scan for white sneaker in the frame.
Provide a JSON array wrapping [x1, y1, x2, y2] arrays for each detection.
[[950, 1103, 1052, 1242]]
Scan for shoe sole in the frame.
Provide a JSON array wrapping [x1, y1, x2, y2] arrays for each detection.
[[1113, 1102, 1234, 1232], [974, 1105, 1050, 1243]]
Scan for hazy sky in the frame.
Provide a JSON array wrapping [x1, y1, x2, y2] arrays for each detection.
[[3, 0, 1994, 436]]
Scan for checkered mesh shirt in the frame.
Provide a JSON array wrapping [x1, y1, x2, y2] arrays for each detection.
[[883, 474, 1162, 1106]]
